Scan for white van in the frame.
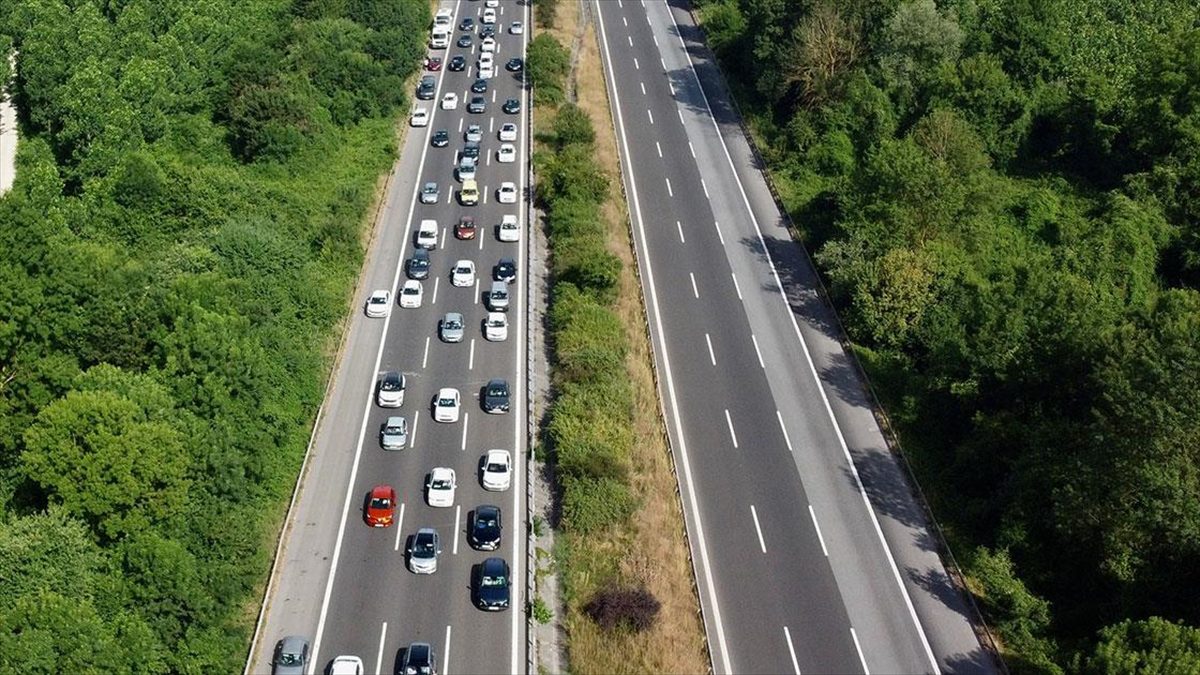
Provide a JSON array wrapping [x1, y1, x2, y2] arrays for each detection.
[[434, 9, 453, 26], [416, 219, 439, 250], [430, 26, 450, 49]]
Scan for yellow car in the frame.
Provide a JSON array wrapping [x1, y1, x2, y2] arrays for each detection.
[[460, 179, 479, 206]]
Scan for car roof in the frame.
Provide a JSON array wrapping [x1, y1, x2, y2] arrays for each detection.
[[386, 416, 405, 426], [382, 370, 402, 383], [412, 248, 429, 259], [416, 527, 437, 537], [431, 467, 454, 479], [477, 504, 500, 517], [488, 378, 507, 387], [481, 557, 507, 574], [486, 448, 510, 461], [371, 484, 394, 498], [445, 311, 464, 321], [438, 387, 458, 397]]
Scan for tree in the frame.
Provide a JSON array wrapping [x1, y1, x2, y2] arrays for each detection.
[[1084, 618, 1200, 674], [21, 384, 191, 540], [526, 33, 569, 105], [552, 104, 595, 148], [584, 584, 662, 632]]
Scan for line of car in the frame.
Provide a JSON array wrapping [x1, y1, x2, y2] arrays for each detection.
[[274, 2, 524, 672]]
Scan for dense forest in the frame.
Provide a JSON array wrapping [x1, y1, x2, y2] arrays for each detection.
[[694, 0, 1200, 670], [0, 0, 426, 671]]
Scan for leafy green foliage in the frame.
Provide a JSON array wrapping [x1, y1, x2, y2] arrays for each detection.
[[0, 0, 425, 668], [527, 33, 569, 106], [1084, 618, 1200, 674], [704, 0, 1200, 667]]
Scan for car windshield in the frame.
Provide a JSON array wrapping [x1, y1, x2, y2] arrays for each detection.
[[477, 515, 497, 527], [481, 574, 506, 587], [487, 461, 507, 472], [456, 266, 471, 274], [446, 319, 462, 329], [370, 296, 386, 304], [371, 497, 391, 508], [414, 538, 435, 555], [432, 478, 451, 489], [279, 653, 302, 666], [403, 286, 419, 295], [439, 397, 455, 407], [387, 424, 403, 434], [382, 380, 400, 391], [488, 317, 504, 326], [488, 387, 506, 396]]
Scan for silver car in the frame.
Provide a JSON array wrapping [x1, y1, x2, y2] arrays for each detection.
[[272, 635, 309, 675], [408, 528, 441, 574], [486, 281, 510, 312], [420, 182, 439, 204], [440, 312, 465, 343], [377, 371, 405, 407], [381, 416, 408, 450]]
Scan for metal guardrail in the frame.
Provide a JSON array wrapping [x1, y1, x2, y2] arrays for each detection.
[[680, 4, 1007, 671]]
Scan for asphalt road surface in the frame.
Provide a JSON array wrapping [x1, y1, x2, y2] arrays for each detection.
[[246, 2, 529, 673], [593, 1, 995, 673]]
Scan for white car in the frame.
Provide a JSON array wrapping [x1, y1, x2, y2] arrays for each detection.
[[365, 290, 391, 318], [480, 37, 496, 53], [441, 92, 458, 110], [484, 312, 508, 341], [433, 388, 461, 423], [485, 0, 498, 7], [497, 144, 516, 163], [330, 655, 364, 675], [481, 8, 496, 24], [510, 21, 524, 35], [416, 219, 439, 249], [410, 107, 429, 127], [497, 182, 517, 204], [479, 52, 494, 70], [451, 259, 476, 287], [499, 122, 517, 142], [465, 124, 483, 143], [479, 62, 496, 79], [481, 449, 512, 491], [426, 467, 457, 508], [399, 280, 424, 308], [498, 214, 520, 242]]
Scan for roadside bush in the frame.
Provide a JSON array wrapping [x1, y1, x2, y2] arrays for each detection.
[[561, 475, 637, 534], [584, 584, 661, 632], [527, 33, 569, 106], [549, 385, 633, 482], [553, 232, 621, 302], [968, 547, 1061, 672], [550, 288, 627, 382], [546, 197, 600, 239], [553, 104, 596, 148], [535, 0, 561, 29]]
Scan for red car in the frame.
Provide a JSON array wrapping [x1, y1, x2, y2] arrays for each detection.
[[365, 485, 397, 527], [455, 216, 477, 240], [425, 55, 442, 71]]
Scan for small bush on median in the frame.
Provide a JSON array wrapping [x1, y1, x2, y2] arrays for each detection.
[[553, 104, 597, 148], [527, 33, 570, 105], [554, 232, 621, 303], [561, 475, 638, 534], [584, 584, 662, 633]]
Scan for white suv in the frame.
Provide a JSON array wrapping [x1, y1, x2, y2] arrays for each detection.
[[416, 219, 438, 249]]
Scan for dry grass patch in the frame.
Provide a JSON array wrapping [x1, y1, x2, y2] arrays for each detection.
[[553, 14, 710, 675]]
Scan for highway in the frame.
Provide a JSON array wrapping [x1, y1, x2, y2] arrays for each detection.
[[593, 1, 994, 673], [246, 1, 529, 673]]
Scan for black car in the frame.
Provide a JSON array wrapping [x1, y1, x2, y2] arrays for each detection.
[[473, 557, 511, 611], [431, 129, 450, 147], [506, 57, 523, 72], [480, 25, 496, 39], [502, 98, 521, 114], [471, 78, 488, 94], [468, 96, 487, 114], [494, 257, 516, 283], [483, 378, 510, 414], [401, 642, 437, 675], [470, 505, 502, 551], [448, 55, 466, 71], [416, 75, 436, 100], [456, 34, 472, 48], [461, 142, 480, 160], [458, 17, 474, 31], [406, 249, 431, 280]]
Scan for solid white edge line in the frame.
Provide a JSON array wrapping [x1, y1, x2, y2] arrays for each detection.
[[705, 333, 716, 366], [750, 504, 766, 553], [512, 2, 528, 671], [443, 624, 453, 675], [784, 626, 802, 675], [776, 409, 792, 451], [663, 3, 940, 671], [594, 3, 731, 673], [809, 504, 829, 557], [852, 627, 869, 674], [376, 621, 388, 675], [308, 3, 464, 668], [724, 409, 738, 448], [394, 503, 405, 551]]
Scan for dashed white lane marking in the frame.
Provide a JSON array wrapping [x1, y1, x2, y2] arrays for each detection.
[[656, 141, 662, 157], [751, 334, 765, 368], [628, 35, 633, 46], [443, 625, 453, 675], [851, 628, 869, 674], [666, 177, 673, 196], [440, 226, 448, 248], [784, 627, 802, 675], [376, 622, 388, 675], [713, 219, 725, 245], [393, 503, 406, 551], [653, 34, 659, 46], [705, 333, 716, 366], [689, 272, 699, 298], [623, 15, 627, 26], [725, 409, 738, 448], [750, 505, 766, 553], [661, 56, 667, 70], [431, 277, 440, 305], [460, 413, 469, 451], [688, 141, 695, 158], [474, 278, 480, 304], [634, 57, 639, 70], [641, 81, 647, 95], [468, 338, 476, 370], [776, 410, 793, 451], [809, 504, 829, 557], [676, 220, 685, 243], [669, 81, 675, 96], [701, 178, 709, 198], [452, 504, 462, 555], [647, 108, 654, 124], [731, 272, 742, 300], [410, 415, 419, 449], [422, 336, 431, 369]]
